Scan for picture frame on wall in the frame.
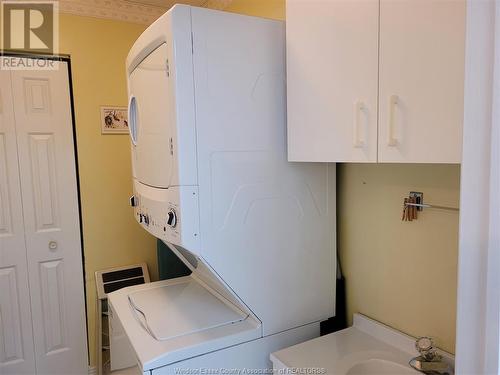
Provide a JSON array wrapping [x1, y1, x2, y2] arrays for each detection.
[[100, 106, 129, 134]]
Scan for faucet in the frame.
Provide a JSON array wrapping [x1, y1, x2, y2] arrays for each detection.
[[409, 337, 452, 375]]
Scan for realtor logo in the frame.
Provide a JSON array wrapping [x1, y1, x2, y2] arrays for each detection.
[[1, 0, 59, 69]]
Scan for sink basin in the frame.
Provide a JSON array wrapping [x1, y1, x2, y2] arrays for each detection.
[[346, 359, 420, 375], [270, 314, 454, 375]]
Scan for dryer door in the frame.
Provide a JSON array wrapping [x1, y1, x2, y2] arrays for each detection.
[[129, 43, 176, 188]]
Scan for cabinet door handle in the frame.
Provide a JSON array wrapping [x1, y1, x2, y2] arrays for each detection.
[[353, 101, 367, 148], [388, 95, 399, 146]]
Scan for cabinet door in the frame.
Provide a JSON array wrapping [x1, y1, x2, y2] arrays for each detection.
[[11, 59, 88, 374], [378, 0, 466, 163], [0, 61, 36, 375], [287, 0, 379, 162]]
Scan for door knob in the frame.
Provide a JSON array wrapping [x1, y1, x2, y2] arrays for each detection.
[[48, 241, 58, 250]]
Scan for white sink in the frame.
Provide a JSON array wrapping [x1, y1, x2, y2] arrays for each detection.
[[346, 359, 420, 375], [270, 314, 454, 375]]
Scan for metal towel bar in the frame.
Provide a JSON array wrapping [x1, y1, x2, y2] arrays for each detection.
[[405, 202, 459, 212]]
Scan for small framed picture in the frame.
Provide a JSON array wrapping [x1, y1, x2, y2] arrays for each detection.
[[100, 106, 129, 134]]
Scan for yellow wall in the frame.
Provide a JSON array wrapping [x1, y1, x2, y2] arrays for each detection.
[[59, 14, 158, 367], [223, 0, 459, 353], [337, 164, 459, 353], [225, 0, 285, 19]]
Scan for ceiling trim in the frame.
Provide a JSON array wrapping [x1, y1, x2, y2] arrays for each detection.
[[59, 0, 234, 25], [59, 0, 165, 24]]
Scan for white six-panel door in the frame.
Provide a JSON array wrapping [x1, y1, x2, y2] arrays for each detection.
[[0, 61, 37, 375], [1, 58, 87, 375]]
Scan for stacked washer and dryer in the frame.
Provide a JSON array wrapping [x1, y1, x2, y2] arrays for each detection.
[[108, 5, 336, 374]]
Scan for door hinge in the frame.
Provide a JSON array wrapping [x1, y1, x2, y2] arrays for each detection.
[[166, 59, 170, 77]]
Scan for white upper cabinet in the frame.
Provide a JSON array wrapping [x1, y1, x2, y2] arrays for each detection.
[[286, 0, 466, 164], [378, 0, 465, 163], [287, 0, 379, 162]]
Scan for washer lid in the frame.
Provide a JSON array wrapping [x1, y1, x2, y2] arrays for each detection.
[[108, 276, 262, 370], [128, 278, 248, 341]]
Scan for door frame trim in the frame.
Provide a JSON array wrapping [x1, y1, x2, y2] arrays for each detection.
[[455, 0, 499, 373]]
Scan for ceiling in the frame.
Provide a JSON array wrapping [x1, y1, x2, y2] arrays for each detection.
[[127, 0, 207, 8], [59, 0, 234, 25]]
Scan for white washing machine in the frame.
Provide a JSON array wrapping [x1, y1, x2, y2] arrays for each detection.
[[108, 5, 336, 374]]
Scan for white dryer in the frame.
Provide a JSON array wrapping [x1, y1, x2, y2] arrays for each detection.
[[108, 5, 336, 374]]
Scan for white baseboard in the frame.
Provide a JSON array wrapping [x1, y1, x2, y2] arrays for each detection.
[[88, 366, 97, 375]]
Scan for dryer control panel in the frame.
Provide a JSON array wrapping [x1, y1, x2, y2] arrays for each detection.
[[131, 179, 201, 254]]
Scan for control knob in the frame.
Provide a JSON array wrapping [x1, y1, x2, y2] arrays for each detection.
[[166, 209, 177, 228]]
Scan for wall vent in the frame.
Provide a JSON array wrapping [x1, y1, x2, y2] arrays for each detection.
[[95, 263, 150, 299]]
